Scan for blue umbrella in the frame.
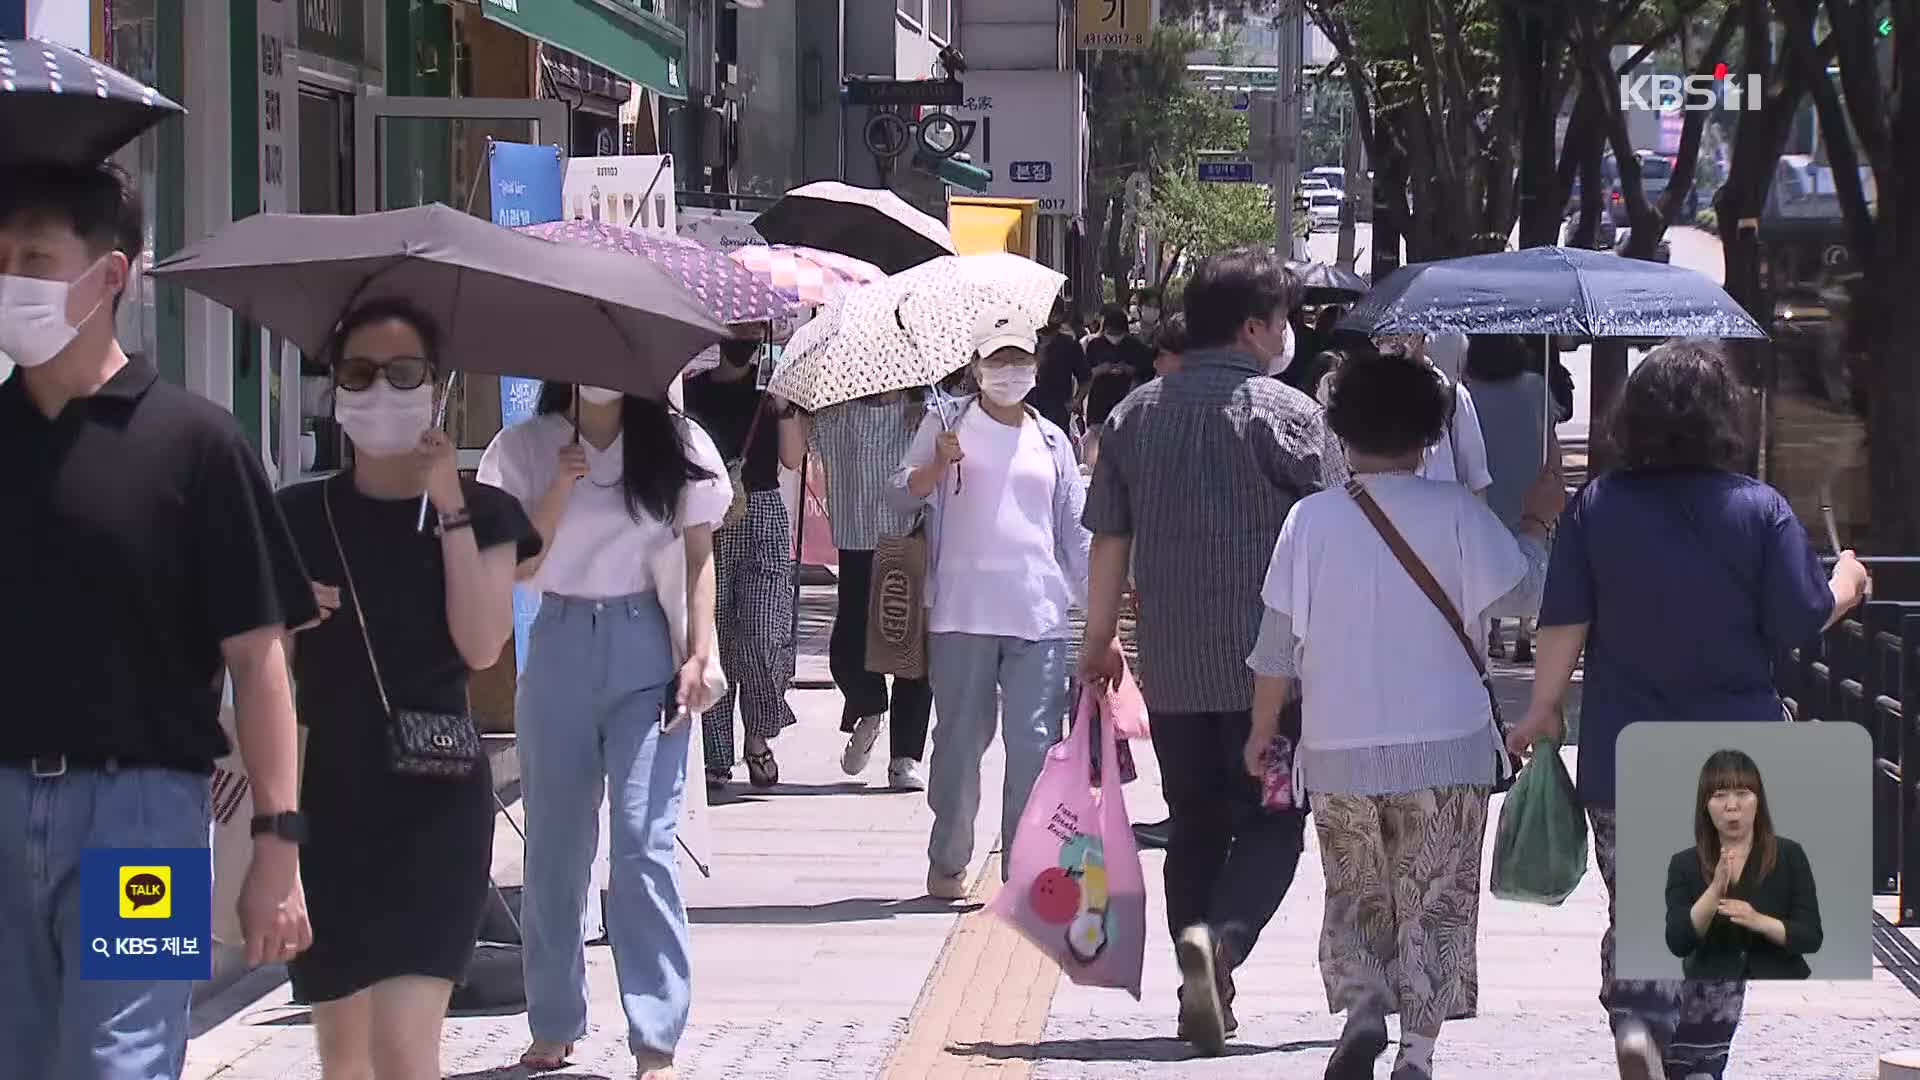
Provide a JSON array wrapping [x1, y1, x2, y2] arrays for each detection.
[[1336, 246, 1767, 340]]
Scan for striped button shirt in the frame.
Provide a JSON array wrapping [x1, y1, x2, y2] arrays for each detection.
[[1082, 348, 1346, 713], [810, 394, 922, 551]]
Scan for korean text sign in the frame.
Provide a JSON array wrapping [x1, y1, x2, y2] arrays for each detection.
[[80, 848, 213, 980]]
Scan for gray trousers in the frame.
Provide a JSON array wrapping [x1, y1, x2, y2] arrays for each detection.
[[926, 632, 1070, 878]]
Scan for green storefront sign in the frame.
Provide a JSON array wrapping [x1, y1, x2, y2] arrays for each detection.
[[300, 0, 367, 67], [483, 0, 687, 99]]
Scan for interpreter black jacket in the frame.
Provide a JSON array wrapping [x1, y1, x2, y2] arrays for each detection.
[[1665, 836, 1822, 980]]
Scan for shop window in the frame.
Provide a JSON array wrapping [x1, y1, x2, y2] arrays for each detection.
[[898, 0, 924, 25], [928, 0, 950, 40], [109, 0, 185, 385]]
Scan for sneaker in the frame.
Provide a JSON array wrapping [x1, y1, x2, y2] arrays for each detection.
[[1131, 818, 1173, 850], [840, 715, 884, 775], [888, 756, 926, 792], [1324, 1009, 1389, 1080], [926, 866, 968, 900], [1613, 1019, 1662, 1080], [1174, 926, 1227, 1056]]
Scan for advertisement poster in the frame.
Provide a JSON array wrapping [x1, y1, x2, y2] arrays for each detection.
[[564, 154, 677, 233], [950, 71, 1087, 216], [488, 140, 564, 674], [677, 206, 766, 251]]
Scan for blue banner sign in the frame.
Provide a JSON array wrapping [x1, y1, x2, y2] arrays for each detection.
[[1197, 160, 1257, 184], [488, 140, 565, 674], [80, 848, 213, 981]]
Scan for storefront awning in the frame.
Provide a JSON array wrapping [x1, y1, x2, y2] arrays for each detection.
[[481, 0, 687, 100]]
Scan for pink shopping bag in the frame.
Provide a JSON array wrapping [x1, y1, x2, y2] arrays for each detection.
[[1094, 657, 1148, 741], [986, 689, 1146, 998]]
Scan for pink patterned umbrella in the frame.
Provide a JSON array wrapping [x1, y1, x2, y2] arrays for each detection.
[[518, 219, 800, 325], [727, 244, 886, 307]]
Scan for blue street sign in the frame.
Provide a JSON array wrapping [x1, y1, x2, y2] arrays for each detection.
[[487, 140, 565, 676], [1009, 161, 1053, 184], [1197, 160, 1256, 183]]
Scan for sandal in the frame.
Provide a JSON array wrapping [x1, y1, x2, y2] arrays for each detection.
[[636, 1049, 678, 1080], [744, 745, 779, 788], [520, 1040, 573, 1071]]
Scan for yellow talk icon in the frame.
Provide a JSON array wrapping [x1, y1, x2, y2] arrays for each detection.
[[119, 865, 171, 919]]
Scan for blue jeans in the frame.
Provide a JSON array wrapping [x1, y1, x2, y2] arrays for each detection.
[[518, 592, 689, 1057], [0, 764, 211, 1080], [925, 633, 1069, 881]]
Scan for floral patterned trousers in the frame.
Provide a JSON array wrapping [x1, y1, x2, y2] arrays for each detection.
[[1590, 808, 1746, 1080], [1314, 784, 1490, 1038]]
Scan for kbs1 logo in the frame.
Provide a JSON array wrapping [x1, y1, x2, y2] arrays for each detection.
[[1620, 65, 1764, 112]]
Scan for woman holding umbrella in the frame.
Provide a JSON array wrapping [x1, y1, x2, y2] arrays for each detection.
[[277, 299, 541, 1080], [478, 380, 730, 1078]]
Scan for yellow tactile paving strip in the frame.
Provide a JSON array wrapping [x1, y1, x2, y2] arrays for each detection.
[[883, 856, 1064, 1080]]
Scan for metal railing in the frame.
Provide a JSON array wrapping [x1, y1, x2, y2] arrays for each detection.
[[1777, 559, 1920, 925]]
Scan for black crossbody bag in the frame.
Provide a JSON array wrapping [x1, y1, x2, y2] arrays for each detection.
[[323, 477, 481, 778]]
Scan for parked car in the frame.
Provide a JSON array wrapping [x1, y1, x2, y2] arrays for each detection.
[[1307, 190, 1344, 231], [1612, 151, 1674, 224], [1300, 176, 1332, 192], [1560, 178, 1619, 249]]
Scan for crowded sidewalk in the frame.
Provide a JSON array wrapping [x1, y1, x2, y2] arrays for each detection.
[[181, 587, 1920, 1080]]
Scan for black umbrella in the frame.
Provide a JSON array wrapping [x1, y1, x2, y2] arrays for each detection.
[[1336, 246, 1767, 340], [0, 39, 184, 167], [753, 181, 955, 274], [1286, 260, 1370, 303], [151, 203, 729, 398]]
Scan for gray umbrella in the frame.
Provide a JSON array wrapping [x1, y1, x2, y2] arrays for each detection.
[[1286, 260, 1371, 303], [151, 203, 729, 397]]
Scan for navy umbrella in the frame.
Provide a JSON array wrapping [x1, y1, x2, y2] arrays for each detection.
[[0, 39, 184, 168], [1336, 246, 1767, 340]]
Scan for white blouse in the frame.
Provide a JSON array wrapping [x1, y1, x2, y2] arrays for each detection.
[[477, 411, 732, 598]]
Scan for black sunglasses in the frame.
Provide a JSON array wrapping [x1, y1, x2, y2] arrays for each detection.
[[335, 355, 433, 392]]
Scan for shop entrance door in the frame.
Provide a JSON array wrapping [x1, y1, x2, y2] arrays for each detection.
[[351, 97, 568, 467]]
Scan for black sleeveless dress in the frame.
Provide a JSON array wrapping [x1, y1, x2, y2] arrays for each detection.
[[276, 475, 539, 1003]]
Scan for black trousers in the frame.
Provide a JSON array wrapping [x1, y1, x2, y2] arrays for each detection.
[[829, 548, 932, 761], [1148, 708, 1307, 970]]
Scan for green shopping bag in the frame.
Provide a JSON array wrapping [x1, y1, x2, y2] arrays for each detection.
[[1489, 739, 1588, 905]]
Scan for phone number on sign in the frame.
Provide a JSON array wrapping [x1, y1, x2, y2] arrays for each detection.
[[1081, 32, 1147, 48], [92, 935, 203, 958]]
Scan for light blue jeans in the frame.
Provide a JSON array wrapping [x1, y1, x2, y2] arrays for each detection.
[[0, 764, 210, 1080], [518, 592, 689, 1058], [926, 633, 1070, 881]]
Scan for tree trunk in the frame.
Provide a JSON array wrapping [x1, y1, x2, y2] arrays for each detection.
[[1511, 2, 1567, 249], [1100, 190, 1131, 302]]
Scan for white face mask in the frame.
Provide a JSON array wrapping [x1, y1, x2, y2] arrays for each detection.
[[578, 385, 624, 405], [0, 256, 111, 369], [1267, 320, 1297, 376], [978, 364, 1037, 407], [335, 383, 434, 456]]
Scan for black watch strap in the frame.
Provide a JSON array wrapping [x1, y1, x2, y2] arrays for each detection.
[[250, 811, 309, 845]]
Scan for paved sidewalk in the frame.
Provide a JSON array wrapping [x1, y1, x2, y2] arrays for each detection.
[[185, 589, 1009, 1080], [1017, 741, 1920, 1079]]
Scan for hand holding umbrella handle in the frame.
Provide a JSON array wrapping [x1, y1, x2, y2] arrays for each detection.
[[415, 370, 459, 533]]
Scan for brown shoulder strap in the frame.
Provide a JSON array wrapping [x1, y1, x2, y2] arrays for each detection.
[[1345, 478, 1489, 681]]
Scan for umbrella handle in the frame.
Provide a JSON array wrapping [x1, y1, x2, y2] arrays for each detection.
[[416, 369, 460, 534]]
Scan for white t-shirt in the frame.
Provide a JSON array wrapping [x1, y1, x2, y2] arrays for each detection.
[[477, 411, 732, 598], [1261, 472, 1527, 753], [912, 407, 1071, 641], [1418, 377, 1494, 493]]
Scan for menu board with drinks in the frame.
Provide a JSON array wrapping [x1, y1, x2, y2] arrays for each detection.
[[563, 154, 678, 234]]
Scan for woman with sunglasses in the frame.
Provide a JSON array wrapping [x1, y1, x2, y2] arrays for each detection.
[[478, 376, 728, 1080], [892, 305, 1091, 901], [276, 299, 540, 1080]]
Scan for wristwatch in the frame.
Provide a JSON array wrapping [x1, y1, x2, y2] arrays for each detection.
[[250, 811, 309, 845]]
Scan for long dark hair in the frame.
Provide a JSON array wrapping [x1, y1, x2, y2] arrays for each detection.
[[1695, 748, 1779, 881], [535, 383, 716, 524]]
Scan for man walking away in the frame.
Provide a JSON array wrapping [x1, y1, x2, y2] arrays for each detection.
[[1080, 249, 1345, 1056], [1026, 298, 1090, 436], [0, 162, 318, 1080]]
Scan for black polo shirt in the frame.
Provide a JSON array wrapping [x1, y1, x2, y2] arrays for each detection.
[[0, 360, 318, 772]]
